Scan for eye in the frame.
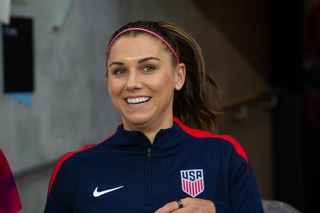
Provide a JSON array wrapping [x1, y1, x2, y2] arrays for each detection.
[[142, 65, 156, 73], [112, 67, 126, 76]]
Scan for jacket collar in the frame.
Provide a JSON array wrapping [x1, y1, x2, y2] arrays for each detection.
[[107, 118, 189, 150]]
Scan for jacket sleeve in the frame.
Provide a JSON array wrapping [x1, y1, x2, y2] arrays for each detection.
[[44, 157, 75, 213], [211, 137, 264, 213], [227, 149, 264, 213]]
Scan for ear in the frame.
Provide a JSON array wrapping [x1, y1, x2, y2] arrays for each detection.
[[174, 63, 186, 91]]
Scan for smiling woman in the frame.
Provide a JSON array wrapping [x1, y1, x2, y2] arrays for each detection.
[[44, 21, 264, 213], [107, 33, 186, 141]]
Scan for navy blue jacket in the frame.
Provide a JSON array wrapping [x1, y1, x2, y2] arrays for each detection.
[[44, 118, 264, 212]]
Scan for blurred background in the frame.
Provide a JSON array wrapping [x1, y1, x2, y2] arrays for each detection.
[[0, 0, 319, 212]]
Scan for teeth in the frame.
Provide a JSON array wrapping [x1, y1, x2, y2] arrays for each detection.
[[127, 97, 150, 104]]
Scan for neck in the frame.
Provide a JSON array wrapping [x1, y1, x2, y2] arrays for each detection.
[[141, 129, 159, 144], [122, 115, 173, 143]]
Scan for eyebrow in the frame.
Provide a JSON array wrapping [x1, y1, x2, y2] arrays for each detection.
[[108, 57, 161, 68]]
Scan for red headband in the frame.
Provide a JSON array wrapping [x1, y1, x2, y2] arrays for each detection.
[[105, 27, 180, 64]]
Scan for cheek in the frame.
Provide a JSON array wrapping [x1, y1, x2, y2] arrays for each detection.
[[108, 80, 123, 111], [151, 75, 176, 97], [107, 79, 122, 98]]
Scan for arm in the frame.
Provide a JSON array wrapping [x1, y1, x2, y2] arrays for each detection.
[[227, 151, 264, 213], [44, 145, 93, 212], [44, 157, 75, 213]]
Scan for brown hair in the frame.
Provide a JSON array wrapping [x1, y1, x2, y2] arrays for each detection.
[[106, 21, 221, 133]]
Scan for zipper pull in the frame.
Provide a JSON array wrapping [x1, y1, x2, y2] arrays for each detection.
[[147, 148, 151, 157]]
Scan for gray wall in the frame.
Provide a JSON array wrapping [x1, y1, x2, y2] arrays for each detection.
[[0, 0, 272, 212], [1, 0, 120, 212]]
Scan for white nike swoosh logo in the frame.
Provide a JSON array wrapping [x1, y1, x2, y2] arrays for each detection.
[[93, 186, 124, 197]]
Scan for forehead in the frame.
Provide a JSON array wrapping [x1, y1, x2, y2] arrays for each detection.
[[108, 34, 169, 62]]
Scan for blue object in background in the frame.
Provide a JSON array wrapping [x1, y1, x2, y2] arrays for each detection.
[[7, 92, 32, 106]]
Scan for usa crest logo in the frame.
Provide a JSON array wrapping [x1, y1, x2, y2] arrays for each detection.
[[180, 169, 204, 197]]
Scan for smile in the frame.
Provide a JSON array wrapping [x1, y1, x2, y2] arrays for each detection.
[[126, 96, 151, 104]]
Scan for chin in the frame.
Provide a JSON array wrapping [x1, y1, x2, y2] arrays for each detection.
[[122, 113, 154, 128]]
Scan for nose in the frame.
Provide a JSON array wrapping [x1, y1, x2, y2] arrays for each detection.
[[126, 71, 142, 91]]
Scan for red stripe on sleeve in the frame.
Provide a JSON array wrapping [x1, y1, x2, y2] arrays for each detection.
[[48, 133, 115, 195], [47, 145, 94, 195], [173, 117, 249, 174]]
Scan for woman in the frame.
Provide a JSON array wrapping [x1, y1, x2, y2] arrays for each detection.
[[44, 21, 264, 212]]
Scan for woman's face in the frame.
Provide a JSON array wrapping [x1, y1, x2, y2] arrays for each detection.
[[107, 34, 185, 131]]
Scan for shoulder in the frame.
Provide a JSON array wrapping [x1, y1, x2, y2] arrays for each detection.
[[47, 145, 94, 195], [174, 117, 248, 164], [47, 134, 115, 195]]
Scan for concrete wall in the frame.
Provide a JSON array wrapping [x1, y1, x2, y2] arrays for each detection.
[[0, 0, 272, 212], [1, 0, 120, 212]]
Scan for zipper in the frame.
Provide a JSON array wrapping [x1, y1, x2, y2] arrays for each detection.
[[146, 147, 152, 198], [147, 148, 152, 158]]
